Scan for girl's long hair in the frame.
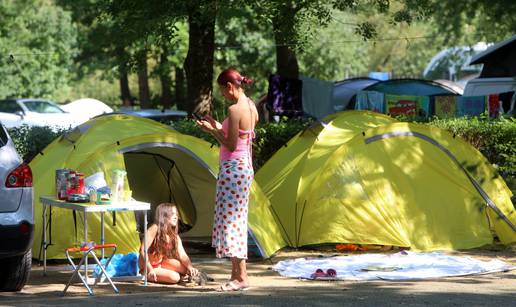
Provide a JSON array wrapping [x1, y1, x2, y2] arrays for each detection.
[[148, 203, 179, 259]]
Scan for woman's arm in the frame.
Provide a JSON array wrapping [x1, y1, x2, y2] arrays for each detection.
[[176, 236, 198, 276], [139, 224, 158, 275], [209, 107, 239, 151]]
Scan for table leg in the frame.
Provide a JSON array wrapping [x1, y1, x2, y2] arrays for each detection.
[[43, 204, 47, 276], [100, 212, 105, 259], [144, 210, 148, 286], [84, 212, 88, 282]]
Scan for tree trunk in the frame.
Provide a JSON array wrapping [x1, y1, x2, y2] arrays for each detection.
[[159, 51, 173, 109], [117, 48, 132, 107], [175, 66, 186, 111], [272, 5, 299, 79], [137, 50, 151, 109], [184, 1, 216, 115]]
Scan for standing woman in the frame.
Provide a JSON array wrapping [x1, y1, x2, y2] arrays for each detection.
[[196, 68, 258, 291]]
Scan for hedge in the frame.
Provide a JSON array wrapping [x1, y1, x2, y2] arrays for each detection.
[[7, 116, 516, 193]]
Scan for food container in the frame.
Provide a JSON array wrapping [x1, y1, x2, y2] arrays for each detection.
[[56, 169, 70, 200], [111, 169, 127, 203], [76, 172, 85, 194], [66, 193, 90, 203], [66, 171, 77, 196]]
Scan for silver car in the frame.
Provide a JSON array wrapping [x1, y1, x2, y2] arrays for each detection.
[[0, 122, 33, 291]]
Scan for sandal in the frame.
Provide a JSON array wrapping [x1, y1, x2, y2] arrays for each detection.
[[217, 280, 249, 292], [310, 268, 327, 279]]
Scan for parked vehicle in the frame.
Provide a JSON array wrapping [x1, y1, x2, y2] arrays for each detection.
[[0, 99, 89, 130], [0, 121, 34, 291], [112, 108, 188, 122], [463, 77, 516, 96]]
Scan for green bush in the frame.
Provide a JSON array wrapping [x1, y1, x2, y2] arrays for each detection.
[[172, 117, 311, 170], [7, 125, 69, 163], [427, 116, 516, 192]]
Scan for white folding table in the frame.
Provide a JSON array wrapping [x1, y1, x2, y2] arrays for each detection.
[[39, 196, 150, 286]]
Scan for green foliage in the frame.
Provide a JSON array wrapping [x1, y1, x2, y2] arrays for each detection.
[[427, 117, 516, 192], [215, 6, 276, 97], [171, 118, 311, 170], [429, 0, 516, 43], [298, 11, 369, 80], [0, 0, 77, 98], [252, 118, 312, 169], [7, 125, 69, 163]]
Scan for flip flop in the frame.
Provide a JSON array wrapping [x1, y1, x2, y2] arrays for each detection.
[[217, 280, 249, 292], [310, 268, 327, 279], [326, 268, 337, 277]]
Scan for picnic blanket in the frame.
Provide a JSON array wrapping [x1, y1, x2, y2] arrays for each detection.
[[273, 251, 514, 281]]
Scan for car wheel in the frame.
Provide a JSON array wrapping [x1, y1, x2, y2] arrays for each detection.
[[0, 250, 32, 292]]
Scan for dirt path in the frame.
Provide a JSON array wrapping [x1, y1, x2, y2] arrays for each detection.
[[1, 247, 515, 306]]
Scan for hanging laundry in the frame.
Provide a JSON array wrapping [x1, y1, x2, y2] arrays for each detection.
[[266, 74, 303, 118], [415, 96, 430, 118], [385, 94, 418, 118], [498, 91, 515, 115], [457, 96, 486, 117], [356, 91, 385, 113], [435, 96, 457, 118], [300, 76, 334, 119], [488, 94, 500, 118], [356, 92, 369, 110]]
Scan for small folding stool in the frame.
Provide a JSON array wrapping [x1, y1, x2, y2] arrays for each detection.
[[63, 243, 119, 296]]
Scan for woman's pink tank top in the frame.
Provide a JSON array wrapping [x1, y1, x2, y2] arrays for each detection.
[[219, 118, 255, 162], [219, 99, 255, 162]]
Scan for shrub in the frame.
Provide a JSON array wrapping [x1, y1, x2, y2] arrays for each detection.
[[427, 116, 516, 192], [7, 125, 69, 163], [172, 117, 311, 170]]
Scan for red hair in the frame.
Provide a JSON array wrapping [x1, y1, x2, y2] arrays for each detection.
[[217, 68, 253, 87]]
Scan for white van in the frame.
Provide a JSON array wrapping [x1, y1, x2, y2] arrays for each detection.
[[463, 77, 516, 96]]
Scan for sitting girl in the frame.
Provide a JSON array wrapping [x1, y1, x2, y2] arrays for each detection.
[[139, 202, 199, 284]]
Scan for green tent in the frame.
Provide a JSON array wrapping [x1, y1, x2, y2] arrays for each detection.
[[256, 111, 516, 251], [30, 115, 285, 259]]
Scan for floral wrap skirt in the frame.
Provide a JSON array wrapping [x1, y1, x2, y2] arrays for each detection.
[[212, 157, 254, 259]]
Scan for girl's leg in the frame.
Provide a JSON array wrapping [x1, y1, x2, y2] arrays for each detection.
[[161, 258, 188, 275], [150, 267, 181, 284]]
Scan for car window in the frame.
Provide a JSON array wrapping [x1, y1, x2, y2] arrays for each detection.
[[0, 100, 23, 113], [23, 100, 64, 113], [0, 124, 8, 147]]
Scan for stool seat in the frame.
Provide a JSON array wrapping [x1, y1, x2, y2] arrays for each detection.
[[62, 243, 119, 296], [66, 243, 117, 253]]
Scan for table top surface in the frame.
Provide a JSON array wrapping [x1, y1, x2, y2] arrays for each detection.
[[39, 196, 151, 212]]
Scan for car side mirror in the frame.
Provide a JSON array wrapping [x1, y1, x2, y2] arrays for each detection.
[[15, 110, 25, 119]]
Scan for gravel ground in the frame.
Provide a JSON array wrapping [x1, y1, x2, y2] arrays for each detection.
[[0, 246, 515, 306]]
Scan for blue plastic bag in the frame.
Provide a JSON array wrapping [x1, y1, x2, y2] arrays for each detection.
[[94, 252, 139, 278]]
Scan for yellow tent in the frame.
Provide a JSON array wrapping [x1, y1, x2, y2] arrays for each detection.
[[256, 111, 397, 246], [30, 115, 285, 259], [256, 111, 516, 251]]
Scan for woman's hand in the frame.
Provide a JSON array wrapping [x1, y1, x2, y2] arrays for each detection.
[[147, 269, 158, 282], [188, 266, 199, 277], [203, 114, 222, 130], [195, 119, 215, 133]]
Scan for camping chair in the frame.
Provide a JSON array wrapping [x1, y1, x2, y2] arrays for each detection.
[[63, 243, 119, 296]]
